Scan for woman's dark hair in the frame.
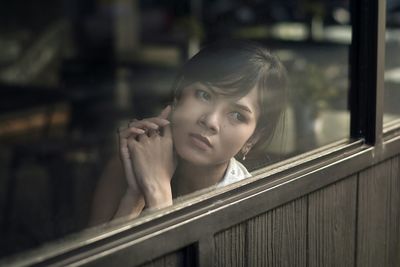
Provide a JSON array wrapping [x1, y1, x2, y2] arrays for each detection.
[[172, 40, 287, 150]]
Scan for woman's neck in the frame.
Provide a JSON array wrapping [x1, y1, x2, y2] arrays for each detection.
[[172, 159, 230, 198]]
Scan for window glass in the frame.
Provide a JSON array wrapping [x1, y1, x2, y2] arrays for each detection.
[[384, 0, 400, 124], [0, 0, 351, 259]]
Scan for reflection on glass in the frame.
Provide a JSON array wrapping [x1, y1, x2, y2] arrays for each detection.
[[384, 0, 400, 124], [283, 43, 350, 154], [0, 0, 351, 261], [89, 41, 287, 224]]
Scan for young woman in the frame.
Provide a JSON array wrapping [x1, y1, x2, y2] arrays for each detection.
[[89, 41, 287, 224]]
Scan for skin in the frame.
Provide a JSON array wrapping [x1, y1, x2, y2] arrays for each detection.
[[171, 82, 260, 167], [114, 108, 173, 217], [92, 82, 261, 221], [170, 83, 260, 195]]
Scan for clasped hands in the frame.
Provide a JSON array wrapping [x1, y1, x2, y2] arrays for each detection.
[[118, 106, 176, 215]]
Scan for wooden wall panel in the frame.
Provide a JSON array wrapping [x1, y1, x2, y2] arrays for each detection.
[[137, 157, 400, 267], [79, 152, 400, 267], [357, 160, 391, 267], [246, 197, 307, 267], [387, 156, 400, 267], [214, 223, 246, 267], [246, 211, 273, 267], [308, 175, 357, 267]]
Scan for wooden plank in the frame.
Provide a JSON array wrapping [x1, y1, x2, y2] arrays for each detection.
[[246, 210, 273, 267], [269, 197, 308, 267], [308, 175, 357, 267], [387, 156, 400, 267], [246, 197, 307, 267], [198, 236, 214, 267], [357, 160, 391, 267], [163, 250, 185, 267], [214, 223, 246, 267]]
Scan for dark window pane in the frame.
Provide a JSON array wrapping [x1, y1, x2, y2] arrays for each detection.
[[384, 0, 400, 123], [0, 0, 351, 260]]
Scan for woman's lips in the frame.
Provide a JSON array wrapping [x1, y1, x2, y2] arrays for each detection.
[[189, 133, 212, 150]]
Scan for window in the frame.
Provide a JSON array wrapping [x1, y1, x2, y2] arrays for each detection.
[[0, 0, 360, 263], [384, 0, 400, 124]]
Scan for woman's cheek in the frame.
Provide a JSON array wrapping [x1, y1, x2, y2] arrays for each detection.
[[219, 128, 245, 156], [171, 110, 189, 128]]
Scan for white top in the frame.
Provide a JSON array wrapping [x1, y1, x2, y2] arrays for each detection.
[[217, 158, 251, 187]]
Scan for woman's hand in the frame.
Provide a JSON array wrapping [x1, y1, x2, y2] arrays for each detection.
[[118, 107, 171, 193], [127, 106, 176, 209], [116, 106, 172, 217]]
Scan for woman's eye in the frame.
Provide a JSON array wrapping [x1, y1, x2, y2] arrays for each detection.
[[195, 89, 211, 102], [230, 112, 247, 123]]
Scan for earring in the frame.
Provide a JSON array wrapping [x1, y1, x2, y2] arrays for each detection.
[[241, 143, 252, 161], [242, 148, 249, 161]]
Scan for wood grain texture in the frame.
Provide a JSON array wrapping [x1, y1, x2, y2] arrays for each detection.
[[133, 156, 400, 267], [387, 156, 400, 267], [246, 210, 273, 267], [246, 197, 307, 267], [214, 223, 246, 267], [357, 160, 391, 267], [308, 175, 357, 267]]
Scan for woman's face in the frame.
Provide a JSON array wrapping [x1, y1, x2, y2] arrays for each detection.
[[171, 82, 260, 166]]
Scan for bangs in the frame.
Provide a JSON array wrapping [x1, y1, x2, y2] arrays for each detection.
[[170, 40, 287, 150], [180, 54, 262, 99]]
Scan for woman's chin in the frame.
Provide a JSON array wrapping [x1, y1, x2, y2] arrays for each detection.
[[177, 149, 211, 166], [176, 148, 232, 168]]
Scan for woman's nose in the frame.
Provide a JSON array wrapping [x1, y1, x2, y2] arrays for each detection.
[[198, 110, 220, 134]]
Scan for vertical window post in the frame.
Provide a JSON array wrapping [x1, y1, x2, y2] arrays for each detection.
[[350, 0, 386, 145]]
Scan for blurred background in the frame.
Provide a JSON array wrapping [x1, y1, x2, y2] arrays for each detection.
[[0, 0, 399, 259]]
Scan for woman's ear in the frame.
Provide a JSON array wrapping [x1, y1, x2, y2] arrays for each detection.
[[240, 131, 262, 159]]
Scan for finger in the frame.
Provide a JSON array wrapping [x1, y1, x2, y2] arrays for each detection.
[[119, 130, 131, 158], [128, 120, 144, 128], [131, 117, 169, 128], [129, 120, 159, 130], [146, 117, 170, 127], [119, 126, 145, 138], [162, 122, 172, 139], [118, 126, 130, 138], [159, 105, 171, 120], [118, 133, 128, 150], [127, 127, 146, 135], [127, 137, 139, 151]]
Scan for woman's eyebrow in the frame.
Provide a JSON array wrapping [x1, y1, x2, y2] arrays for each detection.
[[202, 83, 254, 114], [232, 103, 253, 114]]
